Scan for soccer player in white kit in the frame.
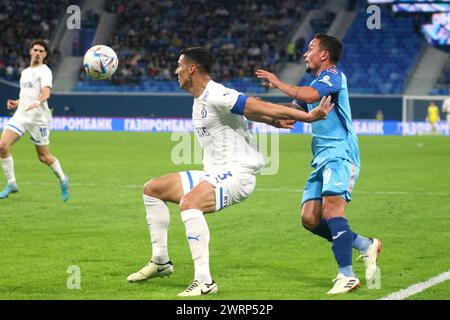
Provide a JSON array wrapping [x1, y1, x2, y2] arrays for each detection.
[[0, 40, 70, 201], [126, 47, 334, 296]]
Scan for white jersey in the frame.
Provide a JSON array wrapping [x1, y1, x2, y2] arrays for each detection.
[[15, 64, 53, 124], [192, 80, 265, 175]]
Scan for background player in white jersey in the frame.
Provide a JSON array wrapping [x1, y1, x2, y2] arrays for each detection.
[[127, 47, 334, 296], [0, 40, 70, 201]]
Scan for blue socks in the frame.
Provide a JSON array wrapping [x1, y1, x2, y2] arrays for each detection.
[[352, 234, 372, 254], [308, 218, 373, 277], [311, 219, 371, 253], [326, 217, 354, 277], [311, 219, 333, 241]]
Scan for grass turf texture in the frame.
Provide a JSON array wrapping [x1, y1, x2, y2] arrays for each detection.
[[0, 132, 449, 300]]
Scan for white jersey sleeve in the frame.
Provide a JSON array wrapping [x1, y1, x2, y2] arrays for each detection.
[[40, 65, 53, 89], [192, 80, 265, 175], [208, 85, 247, 116]]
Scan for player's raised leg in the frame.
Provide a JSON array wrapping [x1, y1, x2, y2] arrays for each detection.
[[177, 180, 218, 297], [127, 173, 184, 282], [0, 128, 21, 199], [35, 145, 70, 201]]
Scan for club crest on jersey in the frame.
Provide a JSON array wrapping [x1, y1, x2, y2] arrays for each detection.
[[319, 75, 333, 87]]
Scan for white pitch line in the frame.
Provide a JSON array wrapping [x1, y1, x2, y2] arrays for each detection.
[[15, 182, 450, 196], [379, 270, 450, 300]]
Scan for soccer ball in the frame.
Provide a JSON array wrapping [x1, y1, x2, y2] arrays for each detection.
[[83, 45, 119, 80]]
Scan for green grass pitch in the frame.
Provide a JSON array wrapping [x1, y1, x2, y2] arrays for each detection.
[[0, 132, 449, 300]]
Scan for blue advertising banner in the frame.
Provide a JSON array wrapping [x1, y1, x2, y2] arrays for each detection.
[[0, 117, 449, 136]]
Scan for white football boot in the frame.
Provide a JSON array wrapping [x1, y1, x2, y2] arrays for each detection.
[[127, 261, 173, 282], [327, 273, 360, 294], [357, 238, 382, 282], [177, 280, 218, 297]]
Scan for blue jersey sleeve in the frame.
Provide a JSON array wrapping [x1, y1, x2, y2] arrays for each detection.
[[310, 70, 341, 98]]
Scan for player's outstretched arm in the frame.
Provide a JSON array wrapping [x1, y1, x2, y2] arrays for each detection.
[[245, 112, 296, 129], [255, 69, 320, 103], [245, 97, 299, 128], [244, 95, 334, 123]]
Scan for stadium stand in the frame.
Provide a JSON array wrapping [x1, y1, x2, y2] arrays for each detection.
[[2, 0, 446, 97], [432, 56, 450, 95], [299, 4, 424, 95], [75, 0, 321, 93], [340, 5, 424, 94], [72, 10, 100, 57], [310, 10, 336, 35], [0, 0, 80, 81]]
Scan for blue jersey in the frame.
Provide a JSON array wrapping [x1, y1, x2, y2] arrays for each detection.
[[305, 67, 360, 168]]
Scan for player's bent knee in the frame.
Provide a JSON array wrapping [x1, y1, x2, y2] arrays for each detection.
[[143, 178, 165, 198], [321, 203, 333, 219], [179, 193, 205, 212], [301, 214, 319, 231], [38, 154, 53, 165], [321, 202, 345, 219], [179, 195, 194, 212], [0, 141, 9, 155], [37, 154, 48, 164]]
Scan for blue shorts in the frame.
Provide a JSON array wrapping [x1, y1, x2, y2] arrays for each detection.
[[301, 159, 360, 206]]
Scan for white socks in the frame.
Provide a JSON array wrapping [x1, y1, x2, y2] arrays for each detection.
[[142, 196, 212, 283], [1, 156, 66, 185], [50, 158, 66, 182], [143, 195, 170, 264], [181, 208, 212, 284], [1, 156, 16, 185]]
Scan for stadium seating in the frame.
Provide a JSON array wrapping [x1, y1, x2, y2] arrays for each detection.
[[0, 0, 80, 81], [75, 0, 319, 93], [341, 6, 424, 94], [432, 56, 450, 95], [2, 1, 437, 96], [299, 5, 424, 95]]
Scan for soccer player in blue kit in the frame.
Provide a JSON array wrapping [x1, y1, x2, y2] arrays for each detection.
[[256, 33, 381, 294]]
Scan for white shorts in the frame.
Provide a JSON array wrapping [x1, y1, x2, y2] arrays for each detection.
[[6, 117, 50, 145], [179, 169, 256, 212]]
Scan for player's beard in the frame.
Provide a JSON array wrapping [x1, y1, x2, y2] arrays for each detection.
[[32, 57, 41, 66], [181, 77, 193, 90], [306, 64, 312, 73]]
